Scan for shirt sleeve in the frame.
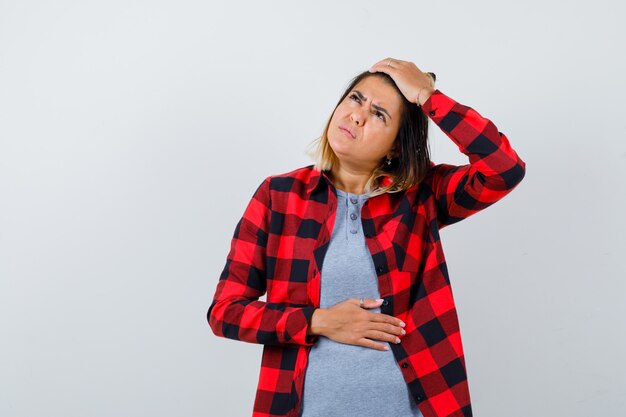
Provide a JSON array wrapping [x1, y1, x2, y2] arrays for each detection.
[[420, 89, 526, 229], [207, 176, 317, 346]]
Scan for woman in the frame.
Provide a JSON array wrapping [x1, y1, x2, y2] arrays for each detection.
[[207, 57, 526, 417]]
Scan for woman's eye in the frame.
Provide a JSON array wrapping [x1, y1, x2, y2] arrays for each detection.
[[348, 93, 385, 122]]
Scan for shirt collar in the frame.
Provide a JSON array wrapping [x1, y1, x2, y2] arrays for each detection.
[[306, 165, 331, 195], [306, 165, 393, 195]]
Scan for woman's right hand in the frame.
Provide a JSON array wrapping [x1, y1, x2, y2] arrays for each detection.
[[307, 298, 406, 351]]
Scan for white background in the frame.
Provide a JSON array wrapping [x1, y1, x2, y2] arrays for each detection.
[[1, 1, 625, 416]]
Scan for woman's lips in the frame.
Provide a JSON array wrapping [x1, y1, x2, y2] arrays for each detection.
[[339, 127, 355, 139]]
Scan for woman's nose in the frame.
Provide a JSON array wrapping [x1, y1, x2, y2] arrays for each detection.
[[350, 111, 364, 126]]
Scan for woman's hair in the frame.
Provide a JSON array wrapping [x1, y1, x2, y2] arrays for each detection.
[[305, 70, 432, 198]]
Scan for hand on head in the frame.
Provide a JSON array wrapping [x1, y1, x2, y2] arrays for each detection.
[[369, 57, 436, 106]]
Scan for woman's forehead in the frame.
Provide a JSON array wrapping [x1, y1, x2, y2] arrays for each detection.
[[352, 77, 402, 111]]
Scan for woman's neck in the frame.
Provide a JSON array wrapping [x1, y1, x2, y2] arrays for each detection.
[[329, 163, 373, 195]]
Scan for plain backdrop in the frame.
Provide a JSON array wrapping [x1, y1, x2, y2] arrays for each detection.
[[1, 1, 625, 416]]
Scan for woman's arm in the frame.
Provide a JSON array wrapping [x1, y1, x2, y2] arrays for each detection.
[[421, 89, 526, 228], [207, 177, 317, 346], [367, 59, 525, 228]]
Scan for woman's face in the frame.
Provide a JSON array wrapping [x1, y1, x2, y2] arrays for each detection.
[[327, 76, 403, 169]]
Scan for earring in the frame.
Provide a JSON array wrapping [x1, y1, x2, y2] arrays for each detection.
[[385, 157, 392, 166]]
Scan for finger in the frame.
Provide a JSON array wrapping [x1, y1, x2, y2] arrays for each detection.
[[357, 337, 390, 351], [370, 57, 395, 68], [369, 321, 406, 336], [364, 329, 401, 344], [349, 297, 370, 309], [382, 57, 407, 67], [368, 312, 406, 328], [369, 57, 403, 73], [360, 298, 384, 309]]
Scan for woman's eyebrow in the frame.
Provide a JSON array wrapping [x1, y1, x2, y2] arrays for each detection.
[[353, 90, 392, 120]]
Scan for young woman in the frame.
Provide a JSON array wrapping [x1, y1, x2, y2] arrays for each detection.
[[208, 57, 526, 417]]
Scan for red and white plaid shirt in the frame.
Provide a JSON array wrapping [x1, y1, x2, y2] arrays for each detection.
[[208, 89, 526, 417]]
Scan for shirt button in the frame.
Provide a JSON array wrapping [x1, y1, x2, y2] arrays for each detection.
[[376, 266, 384, 273], [350, 229, 358, 234], [429, 110, 436, 116], [381, 299, 389, 306], [401, 362, 409, 368], [415, 395, 423, 401], [350, 213, 357, 220], [350, 196, 358, 204]]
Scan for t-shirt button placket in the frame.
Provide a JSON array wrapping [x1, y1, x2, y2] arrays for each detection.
[[348, 195, 360, 236]]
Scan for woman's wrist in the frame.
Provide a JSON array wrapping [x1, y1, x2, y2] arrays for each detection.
[[416, 87, 436, 106], [307, 308, 329, 337]]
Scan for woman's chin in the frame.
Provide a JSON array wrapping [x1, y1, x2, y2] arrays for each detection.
[[328, 143, 351, 159], [329, 135, 355, 153]]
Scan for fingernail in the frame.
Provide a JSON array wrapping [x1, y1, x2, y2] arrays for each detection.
[[401, 329, 406, 335], [384, 345, 390, 350], [376, 298, 384, 303], [399, 321, 406, 327], [395, 337, 401, 343]]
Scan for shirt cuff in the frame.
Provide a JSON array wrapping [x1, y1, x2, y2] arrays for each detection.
[[290, 306, 318, 346], [420, 89, 455, 120]]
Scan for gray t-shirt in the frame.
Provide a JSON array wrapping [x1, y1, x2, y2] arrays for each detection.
[[299, 188, 423, 417]]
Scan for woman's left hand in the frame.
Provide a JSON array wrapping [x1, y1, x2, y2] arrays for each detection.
[[369, 58, 436, 106]]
